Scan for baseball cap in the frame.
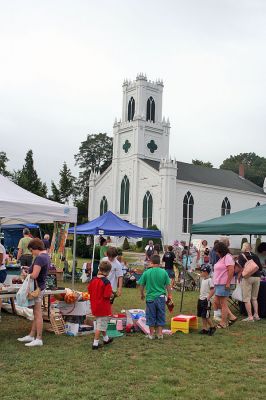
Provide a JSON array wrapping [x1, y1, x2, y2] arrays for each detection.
[[200, 264, 211, 274]]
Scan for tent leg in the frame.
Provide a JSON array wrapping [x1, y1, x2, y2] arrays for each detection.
[[72, 223, 77, 287], [180, 234, 192, 312], [91, 236, 96, 280], [249, 234, 252, 245]]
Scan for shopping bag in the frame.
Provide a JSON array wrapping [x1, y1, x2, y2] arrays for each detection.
[[16, 275, 35, 307], [231, 283, 243, 302]]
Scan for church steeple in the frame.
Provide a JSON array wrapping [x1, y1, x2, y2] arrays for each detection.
[[113, 74, 170, 162]]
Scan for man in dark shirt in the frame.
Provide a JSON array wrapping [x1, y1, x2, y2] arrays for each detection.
[[162, 245, 176, 286]]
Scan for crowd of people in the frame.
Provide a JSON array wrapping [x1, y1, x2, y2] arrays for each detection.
[[1, 230, 266, 348]]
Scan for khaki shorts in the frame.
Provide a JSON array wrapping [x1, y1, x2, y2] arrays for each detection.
[[34, 289, 45, 304], [242, 277, 260, 302], [95, 316, 109, 332]]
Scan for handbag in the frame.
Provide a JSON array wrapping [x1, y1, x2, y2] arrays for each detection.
[[241, 253, 259, 279], [231, 282, 243, 302], [27, 279, 41, 299]]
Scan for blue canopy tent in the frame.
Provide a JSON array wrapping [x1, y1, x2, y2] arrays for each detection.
[[68, 211, 162, 275], [68, 211, 161, 238], [1, 224, 40, 250]]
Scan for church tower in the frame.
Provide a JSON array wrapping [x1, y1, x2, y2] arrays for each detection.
[[112, 73, 170, 162]]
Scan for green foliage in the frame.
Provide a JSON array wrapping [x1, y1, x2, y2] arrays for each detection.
[[122, 237, 130, 250], [0, 151, 11, 176], [136, 240, 143, 249], [74, 196, 88, 225], [58, 161, 76, 204], [141, 225, 162, 251], [76, 235, 93, 258], [240, 237, 248, 249], [13, 150, 47, 197], [220, 152, 266, 187], [49, 181, 62, 202], [192, 159, 213, 168], [74, 133, 113, 197]]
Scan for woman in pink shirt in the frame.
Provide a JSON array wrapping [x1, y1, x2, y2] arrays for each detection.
[[213, 242, 237, 328]]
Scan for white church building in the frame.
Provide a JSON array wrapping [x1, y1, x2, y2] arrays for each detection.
[[88, 74, 266, 245]]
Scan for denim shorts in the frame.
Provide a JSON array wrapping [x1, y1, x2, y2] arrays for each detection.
[[215, 284, 231, 297], [146, 296, 166, 327]]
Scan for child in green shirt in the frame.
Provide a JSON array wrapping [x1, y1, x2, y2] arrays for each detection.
[[138, 254, 172, 339]]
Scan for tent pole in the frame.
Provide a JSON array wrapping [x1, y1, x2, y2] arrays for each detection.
[[91, 235, 96, 279], [72, 223, 77, 287], [249, 234, 252, 245], [180, 233, 192, 312]]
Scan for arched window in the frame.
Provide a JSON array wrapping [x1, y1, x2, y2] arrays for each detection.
[[100, 196, 108, 216], [146, 96, 155, 122], [120, 175, 130, 214], [221, 197, 231, 216], [127, 97, 135, 121], [143, 191, 153, 228], [182, 192, 194, 233]]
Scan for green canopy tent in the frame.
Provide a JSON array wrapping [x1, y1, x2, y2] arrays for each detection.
[[191, 203, 266, 235], [180, 203, 266, 311]]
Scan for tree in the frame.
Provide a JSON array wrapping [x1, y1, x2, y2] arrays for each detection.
[[13, 150, 47, 197], [192, 159, 213, 168], [74, 133, 113, 197], [58, 162, 76, 204], [220, 152, 266, 187], [49, 181, 62, 203], [0, 151, 11, 176]]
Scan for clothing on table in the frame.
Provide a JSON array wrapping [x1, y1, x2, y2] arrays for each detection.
[[88, 276, 113, 317], [213, 253, 235, 286], [101, 257, 123, 291], [28, 253, 50, 290], [237, 252, 262, 278], [162, 251, 176, 270], [137, 267, 170, 301]]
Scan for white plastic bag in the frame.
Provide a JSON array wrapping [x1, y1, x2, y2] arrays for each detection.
[[16, 275, 35, 307], [231, 282, 243, 302]]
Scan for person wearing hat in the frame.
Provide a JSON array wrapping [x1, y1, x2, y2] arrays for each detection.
[[197, 264, 216, 335]]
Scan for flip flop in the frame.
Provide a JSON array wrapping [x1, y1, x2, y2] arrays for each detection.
[[216, 323, 227, 329], [228, 318, 238, 326]]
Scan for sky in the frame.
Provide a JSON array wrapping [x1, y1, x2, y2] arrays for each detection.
[[1, 0, 266, 188]]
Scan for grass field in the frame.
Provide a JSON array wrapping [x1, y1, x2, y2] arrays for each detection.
[[1, 285, 266, 400]]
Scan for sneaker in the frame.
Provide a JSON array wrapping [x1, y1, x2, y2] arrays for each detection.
[[199, 329, 209, 335], [253, 315, 260, 321], [145, 334, 155, 340], [241, 317, 254, 322], [92, 343, 103, 350], [208, 327, 216, 336], [103, 338, 113, 345], [25, 338, 43, 347], [17, 335, 35, 343], [157, 335, 163, 340]]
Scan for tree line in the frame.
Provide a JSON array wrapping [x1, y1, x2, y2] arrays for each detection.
[[1, 134, 265, 221]]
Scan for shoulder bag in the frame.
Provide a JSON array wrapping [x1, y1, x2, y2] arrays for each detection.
[[241, 253, 259, 279], [27, 279, 41, 299]]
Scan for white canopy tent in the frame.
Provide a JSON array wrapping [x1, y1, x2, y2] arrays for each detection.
[[0, 175, 78, 283]]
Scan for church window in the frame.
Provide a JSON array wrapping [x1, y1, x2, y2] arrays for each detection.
[[146, 96, 155, 122], [120, 175, 130, 214], [143, 191, 153, 228], [221, 197, 231, 216], [127, 97, 135, 121], [182, 192, 194, 233], [100, 196, 108, 216], [147, 139, 158, 153]]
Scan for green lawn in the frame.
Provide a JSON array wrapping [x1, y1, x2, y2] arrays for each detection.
[[1, 286, 266, 400]]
